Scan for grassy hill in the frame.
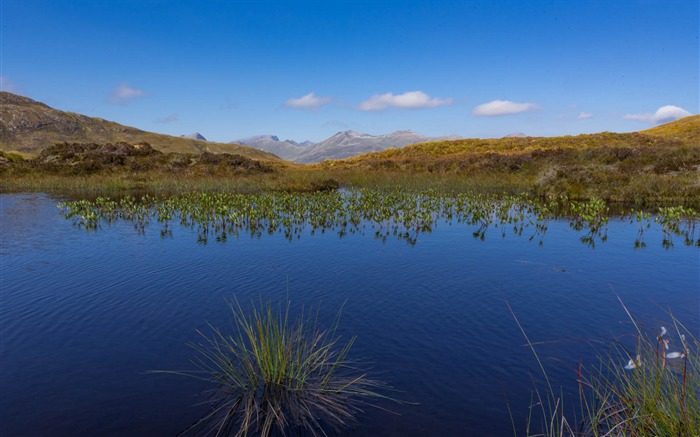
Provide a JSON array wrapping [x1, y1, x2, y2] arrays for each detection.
[[641, 114, 700, 142], [1, 90, 697, 206], [316, 116, 700, 205], [332, 116, 698, 165], [0, 92, 281, 162]]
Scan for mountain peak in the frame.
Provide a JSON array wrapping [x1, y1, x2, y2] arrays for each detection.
[[181, 132, 207, 141]]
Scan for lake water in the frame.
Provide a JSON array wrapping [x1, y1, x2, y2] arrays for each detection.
[[1, 192, 698, 436]]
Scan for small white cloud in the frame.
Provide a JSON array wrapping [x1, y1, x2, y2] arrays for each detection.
[[285, 92, 331, 109], [577, 112, 594, 120], [108, 83, 145, 104], [624, 105, 692, 124], [472, 100, 539, 116], [0, 75, 17, 93], [359, 91, 453, 111], [155, 113, 179, 123]]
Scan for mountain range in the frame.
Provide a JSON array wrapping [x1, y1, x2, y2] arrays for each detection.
[[233, 130, 460, 163], [0, 91, 461, 163]]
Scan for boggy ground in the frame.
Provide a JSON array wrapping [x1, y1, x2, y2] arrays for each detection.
[[1, 116, 699, 209]]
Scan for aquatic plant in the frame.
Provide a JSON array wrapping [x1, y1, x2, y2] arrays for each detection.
[[511, 299, 699, 437], [57, 189, 699, 248], [151, 298, 391, 436]]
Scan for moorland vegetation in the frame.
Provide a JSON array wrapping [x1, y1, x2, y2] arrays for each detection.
[[1, 116, 699, 209], [2, 90, 698, 208]]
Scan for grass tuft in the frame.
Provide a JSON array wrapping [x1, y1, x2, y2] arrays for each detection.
[[151, 298, 392, 436], [512, 298, 700, 437]]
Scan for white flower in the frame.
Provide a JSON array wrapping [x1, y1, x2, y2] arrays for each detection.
[[666, 352, 685, 359], [659, 326, 667, 337], [625, 355, 642, 370], [663, 339, 669, 350]]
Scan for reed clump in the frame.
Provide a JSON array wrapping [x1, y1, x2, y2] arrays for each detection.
[[513, 300, 699, 437], [151, 298, 390, 437]]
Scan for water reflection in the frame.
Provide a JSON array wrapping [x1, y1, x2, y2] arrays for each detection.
[[58, 190, 698, 248], [2, 192, 698, 436]]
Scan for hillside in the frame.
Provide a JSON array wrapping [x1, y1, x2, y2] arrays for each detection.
[[0, 92, 280, 162], [641, 114, 700, 142], [330, 116, 699, 166], [316, 116, 699, 205]]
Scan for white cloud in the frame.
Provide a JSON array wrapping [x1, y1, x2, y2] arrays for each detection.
[[108, 83, 145, 104], [624, 105, 692, 124], [155, 113, 179, 123], [577, 112, 594, 120], [285, 92, 331, 109], [472, 100, 538, 116], [0, 75, 17, 93], [359, 91, 453, 111]]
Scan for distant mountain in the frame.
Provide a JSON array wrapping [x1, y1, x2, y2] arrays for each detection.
[[0, 92, 279, 161], [505, 132, 527, 138], [181, 132, 207, 141], [233, 135, 308, 161], [236, 130, 460, 163], [293, 130, 460, 164]]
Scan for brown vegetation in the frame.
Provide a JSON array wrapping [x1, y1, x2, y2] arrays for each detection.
[[314, 117, 700, 207], [2, 142, 275, 177]]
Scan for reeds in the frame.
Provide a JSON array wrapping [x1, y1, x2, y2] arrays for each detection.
[[576, 305, 699, 436], [512, 298, 700, 437], [151, 298, 391, 436]]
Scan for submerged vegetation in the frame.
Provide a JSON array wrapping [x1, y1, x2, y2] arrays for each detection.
[[150, 298, 391, 437], [58, 189, 700, 248], [514, 300, 699, 437]]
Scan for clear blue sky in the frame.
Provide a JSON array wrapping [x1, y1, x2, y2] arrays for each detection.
[[2, 0, 698, 142]]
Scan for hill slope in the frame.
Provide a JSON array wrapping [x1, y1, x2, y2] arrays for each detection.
[[0, 92, 280, 161], [641, 114, 700, 142], [332, 115, 699, 166], [317, 116, 699, 205]]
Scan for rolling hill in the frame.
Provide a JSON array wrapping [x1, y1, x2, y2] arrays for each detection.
[[641, 114, 700, 142], [0, 92, 280, 162], [315, 115, 699, 205], [328, 115, 700, 167]]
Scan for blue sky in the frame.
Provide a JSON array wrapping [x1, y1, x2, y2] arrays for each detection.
[[2, 0, 697, 142]]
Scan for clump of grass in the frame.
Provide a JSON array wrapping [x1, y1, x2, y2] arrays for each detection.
[[511, 298, 700, 437], [152, 298, 391, 436], [577, 302, 699, 436]]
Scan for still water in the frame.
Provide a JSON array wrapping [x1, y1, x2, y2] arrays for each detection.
[[1, 193, 698, 436]]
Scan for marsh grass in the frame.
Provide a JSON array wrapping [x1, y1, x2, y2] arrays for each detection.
[[58, 189, 699, 248], [151, 298, 391, 436], [511, 298, 700, 437]]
